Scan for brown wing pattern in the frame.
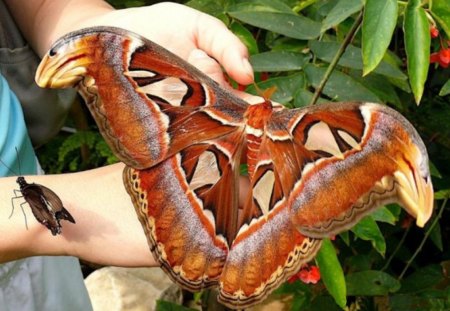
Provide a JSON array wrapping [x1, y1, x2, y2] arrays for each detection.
[[36, 27, 434, 310], [36, 27, 247, 169], [219, 199, 321, 308], [264, 103, 433, 238], [123, 128, 245, 290]]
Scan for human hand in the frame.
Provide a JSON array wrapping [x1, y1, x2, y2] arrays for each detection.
[[7, 0, 255, 96], [11, 0, 253, 88], [84, 3, 254, 87]]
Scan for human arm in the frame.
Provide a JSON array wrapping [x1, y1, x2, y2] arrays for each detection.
[[4, 0, 253, 86], [1, 1, 254, 265], [0, 162, 250, 265], [0, 163, 158, 266]]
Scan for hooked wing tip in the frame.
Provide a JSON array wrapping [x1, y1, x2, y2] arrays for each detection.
[[395, 169, 433, 227], [35, 47, 87, 89]]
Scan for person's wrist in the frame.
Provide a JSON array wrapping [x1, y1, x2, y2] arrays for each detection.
[[38, 5, 115, 56]]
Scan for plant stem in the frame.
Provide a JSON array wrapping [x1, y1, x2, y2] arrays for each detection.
[[398, 198, 447, 280], [381, 224, 411, 272], [309, 10, 363, 106]]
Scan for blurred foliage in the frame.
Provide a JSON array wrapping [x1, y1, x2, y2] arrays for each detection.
[[36, 0, 450, 310], [37, 100, 118, 173]]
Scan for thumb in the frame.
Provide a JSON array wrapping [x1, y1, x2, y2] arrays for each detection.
[[188, 49, 262, 103]]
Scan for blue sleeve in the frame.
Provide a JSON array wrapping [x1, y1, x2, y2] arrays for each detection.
[[0, 73, 93, 310], [0, 74, 37, 176]]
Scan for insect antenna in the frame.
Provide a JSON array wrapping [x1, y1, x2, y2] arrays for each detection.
[[15, 146, 22, 176], [0, 147, 31, 227]]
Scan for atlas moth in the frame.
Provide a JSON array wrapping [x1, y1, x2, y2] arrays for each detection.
[[36, 27, 433, 309]]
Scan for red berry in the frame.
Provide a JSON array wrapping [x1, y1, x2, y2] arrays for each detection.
[[430, 26, 439, 38]]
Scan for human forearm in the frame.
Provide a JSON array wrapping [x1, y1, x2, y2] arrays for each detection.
[[4, 0, 114, 56], [0, 163, 157, 267]]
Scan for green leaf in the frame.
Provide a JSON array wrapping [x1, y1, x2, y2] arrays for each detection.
[[404, 0, 431, 104], [390, 292, 450, 311], [362, 0, 398, 75], [268, 37, 309, 52], [345, 254, 373, 272], [229, 0, 294, 14], [371, 206, 397, 225], [430, 0, 450, 37], [430, 161, 442, 178], [309, 41, 407, 79], [246, 73, 305, 104], [276, 279, 311, 295], [321, 0, 364, 32], [439, 79, 450, 96], [304, 64, 381, 102], [185, 0, 229, 24], [293, 89, 329, 108], [388, 76, 412, 93], [399, 264, 443, 293], [346, 270, 400, 296], [387, 203, 402, 219], [434, 189, 450, 200], [349, 71, 402, 107], [228, 2, 321, 39], [429, 218, 443, 251], [230, 22, 259, 55], [351, 216, 386, 255], [316, 239, 347, 308], [250, 51, 309, 72], [339, 231, 350, 245]]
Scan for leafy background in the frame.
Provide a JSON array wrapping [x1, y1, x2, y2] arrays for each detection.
[[36, 0, 450, 310]]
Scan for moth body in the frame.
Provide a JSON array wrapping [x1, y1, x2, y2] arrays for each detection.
[[244, 99, 273, 180]]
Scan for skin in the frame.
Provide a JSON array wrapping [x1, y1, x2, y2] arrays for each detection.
[[5, 0, 253, 84], [1, 0, 254, 265], [0, 163, 151, 266]]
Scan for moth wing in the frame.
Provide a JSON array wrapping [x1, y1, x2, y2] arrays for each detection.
[[36, 27, 248, 170], [124, 129, 244, 291], [38, 185, 76, 224], [265, 102, 433, 238], [21, 184, 61, 234]]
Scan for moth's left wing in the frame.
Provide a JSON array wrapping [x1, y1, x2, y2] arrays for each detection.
[[123, 129, 245, 291], [36, 26, 248, 169]]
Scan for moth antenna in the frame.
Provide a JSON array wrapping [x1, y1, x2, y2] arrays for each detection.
[[252, 81, 262, 95], [252, 82, 277, 101], [261, 86, 277, 101]]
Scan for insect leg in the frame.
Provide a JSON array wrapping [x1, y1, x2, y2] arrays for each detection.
[[10, 194, 24, 219], [19, 201, 29, 230]]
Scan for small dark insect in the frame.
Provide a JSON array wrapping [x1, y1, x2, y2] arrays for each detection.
[[1, 148, 75, 235], [13, 176, 76, 235]]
